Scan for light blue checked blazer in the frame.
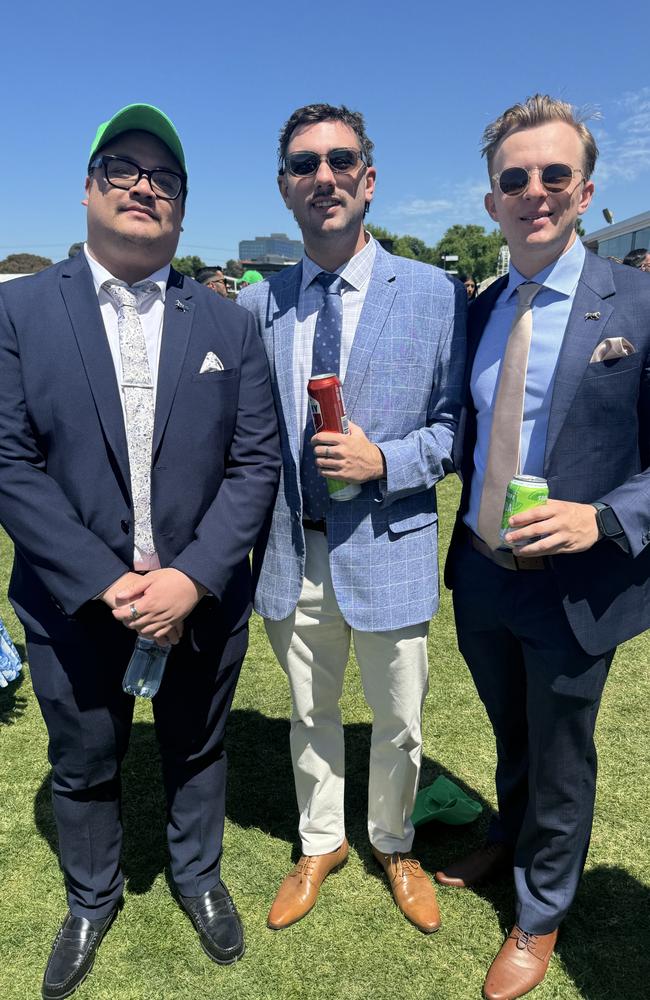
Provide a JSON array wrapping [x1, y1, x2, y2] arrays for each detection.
[[238, 241, 467, 631]]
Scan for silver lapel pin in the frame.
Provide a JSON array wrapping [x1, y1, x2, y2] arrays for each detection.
[[584, 311, 601, 321], [175, 299, 188, 312]]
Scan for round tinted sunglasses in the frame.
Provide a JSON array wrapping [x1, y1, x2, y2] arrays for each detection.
[[281, 148, 366, 177], [492, 163, 584, 197]]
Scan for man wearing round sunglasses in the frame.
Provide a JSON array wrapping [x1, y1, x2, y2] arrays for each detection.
[[239, 103, 466, 934], [441, 94, 650, 1000], [0, 103, 280, 996]]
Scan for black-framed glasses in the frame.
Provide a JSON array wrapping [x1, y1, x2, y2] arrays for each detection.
[[491, 163, 584, 197], [281, 148, 366, 177], [89, 153, 186, 200]]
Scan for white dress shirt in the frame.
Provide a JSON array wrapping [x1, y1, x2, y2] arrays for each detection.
[[84, 244, 169, 569]]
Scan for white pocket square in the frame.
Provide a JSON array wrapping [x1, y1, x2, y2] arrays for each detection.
[[199, 352, 224, 373], [589, 337, 636, 363]]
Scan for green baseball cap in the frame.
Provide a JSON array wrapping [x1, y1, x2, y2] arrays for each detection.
[[240, 270, 264, 284], [88, 103, 186, 174]]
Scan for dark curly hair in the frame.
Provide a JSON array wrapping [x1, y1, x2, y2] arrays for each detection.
[[277, 103, 374, 174]]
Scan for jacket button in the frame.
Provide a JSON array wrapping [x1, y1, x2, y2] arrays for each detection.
[[121, 519, 130, 534]]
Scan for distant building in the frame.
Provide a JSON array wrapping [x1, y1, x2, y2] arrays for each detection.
[[239, 233, 303, 262], [583, 210, 650, 259]]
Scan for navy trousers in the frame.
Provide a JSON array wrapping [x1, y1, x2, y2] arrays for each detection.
[[451, 538, 614, 934], [27, 600, 246, 920]]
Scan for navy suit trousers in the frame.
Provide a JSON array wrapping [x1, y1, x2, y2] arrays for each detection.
[[27, 601, 245, 920], [450, 538, 614, 934]]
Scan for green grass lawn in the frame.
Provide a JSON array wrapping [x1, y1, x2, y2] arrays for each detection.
[[0, 477, 648, 1000]]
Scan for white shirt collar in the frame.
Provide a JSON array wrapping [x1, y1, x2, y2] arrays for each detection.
[[83, 243, 170, 301], [300, 232, 376, 294]]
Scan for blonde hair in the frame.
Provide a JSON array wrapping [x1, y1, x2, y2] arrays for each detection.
[[482, 94, 599, 180]]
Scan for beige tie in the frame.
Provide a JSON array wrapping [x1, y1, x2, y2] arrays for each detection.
[[477, 282, 542, 550]]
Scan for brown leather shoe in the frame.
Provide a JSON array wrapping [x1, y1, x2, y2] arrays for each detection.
[[434, 841, 512, 888], [371, 847, 441, 933], [267, 839, 349, 929], [483, 925, 558, 1000]]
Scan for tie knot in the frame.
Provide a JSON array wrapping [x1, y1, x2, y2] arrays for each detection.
[[103, 279, 159, 308], [316, 272, 343, 295], [516, 281, 542, 309]]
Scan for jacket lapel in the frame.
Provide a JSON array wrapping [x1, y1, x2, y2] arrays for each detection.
[[59, 254, 130, 483], [271, 264, 302, 465], [153, 268, 194, 456], [467, 276, 508, 384], [343, 246, 397, 414], [544, 253, 616, 467]]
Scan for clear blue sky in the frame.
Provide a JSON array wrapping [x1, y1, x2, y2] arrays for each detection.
[[2, 3, 649, 265]]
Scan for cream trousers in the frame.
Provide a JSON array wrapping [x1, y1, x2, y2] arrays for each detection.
[[265, 529, 429, 856]]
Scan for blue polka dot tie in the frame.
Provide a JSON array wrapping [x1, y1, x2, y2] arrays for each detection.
[[300, 272, 343, 520]]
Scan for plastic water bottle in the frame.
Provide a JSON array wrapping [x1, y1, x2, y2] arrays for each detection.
[[122, 636, 171, 699]]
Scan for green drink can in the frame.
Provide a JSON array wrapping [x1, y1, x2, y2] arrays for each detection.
[[499, 475, 549, 545]]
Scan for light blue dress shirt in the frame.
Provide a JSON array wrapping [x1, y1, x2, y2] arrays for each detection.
[[466, 237, 586, 539]]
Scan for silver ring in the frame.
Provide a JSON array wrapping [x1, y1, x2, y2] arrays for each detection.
[[129, 603, 141, 621], [325, 447, 331, 460]]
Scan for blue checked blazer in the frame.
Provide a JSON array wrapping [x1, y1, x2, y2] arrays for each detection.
[[238, 241, 467, 631], [446, 250, 650, 656]]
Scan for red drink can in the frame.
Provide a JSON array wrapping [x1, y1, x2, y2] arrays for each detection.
[[307, 373, 361, 501]]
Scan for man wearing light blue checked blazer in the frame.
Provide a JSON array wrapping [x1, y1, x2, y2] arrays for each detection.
[[239, 102, 466, 934]]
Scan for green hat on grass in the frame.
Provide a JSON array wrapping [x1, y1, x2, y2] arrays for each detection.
[[411, 775, 483, 828], [88, 103, 186, 174]]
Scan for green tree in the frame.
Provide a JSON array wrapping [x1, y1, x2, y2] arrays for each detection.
[[393, 235, 434, 263], [575, 218, 586, 237], [0, 253, 53, 273], [366, 224, 435, 262], [433, 224, 504, 281], [365, 224, 396, 242], [171, 254, 206, 277]]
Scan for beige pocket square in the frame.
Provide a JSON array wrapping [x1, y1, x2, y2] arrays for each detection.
[[199, 351, 224, 373], [589, 337, 636, 363]]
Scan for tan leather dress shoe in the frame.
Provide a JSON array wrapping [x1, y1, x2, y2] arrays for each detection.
[[483, 925, 558, 1000], [267, 839, 349, 929], [434, 842, 512, 888], [371, 847, 441, 933]]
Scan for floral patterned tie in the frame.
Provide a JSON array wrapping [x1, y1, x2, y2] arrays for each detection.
[[104, 280, 159, 557]]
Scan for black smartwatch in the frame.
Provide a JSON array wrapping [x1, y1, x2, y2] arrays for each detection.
[[591, 502, 625, 540]]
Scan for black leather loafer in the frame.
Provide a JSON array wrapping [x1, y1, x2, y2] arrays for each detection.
[[178, 881, 245, 965], [42, 907, 118, 1000]]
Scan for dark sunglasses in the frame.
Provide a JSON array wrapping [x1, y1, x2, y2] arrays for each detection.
[[491, 163, 584, 197], [281, 147, 366, 177], [90, 153, 186, 200]]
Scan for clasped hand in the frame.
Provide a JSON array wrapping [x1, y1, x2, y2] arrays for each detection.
[[503, 499, 600, 555], [311, 421, 385, 483], [101, 568, 207, 645]]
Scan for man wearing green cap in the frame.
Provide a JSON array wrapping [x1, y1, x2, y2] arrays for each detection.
[[239, 269, 264, 290], [0, 104, 279, 997]]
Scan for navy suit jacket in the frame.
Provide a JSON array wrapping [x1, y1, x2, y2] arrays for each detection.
[[0, 253, 280, 642], [446, 250, 650, 656]]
